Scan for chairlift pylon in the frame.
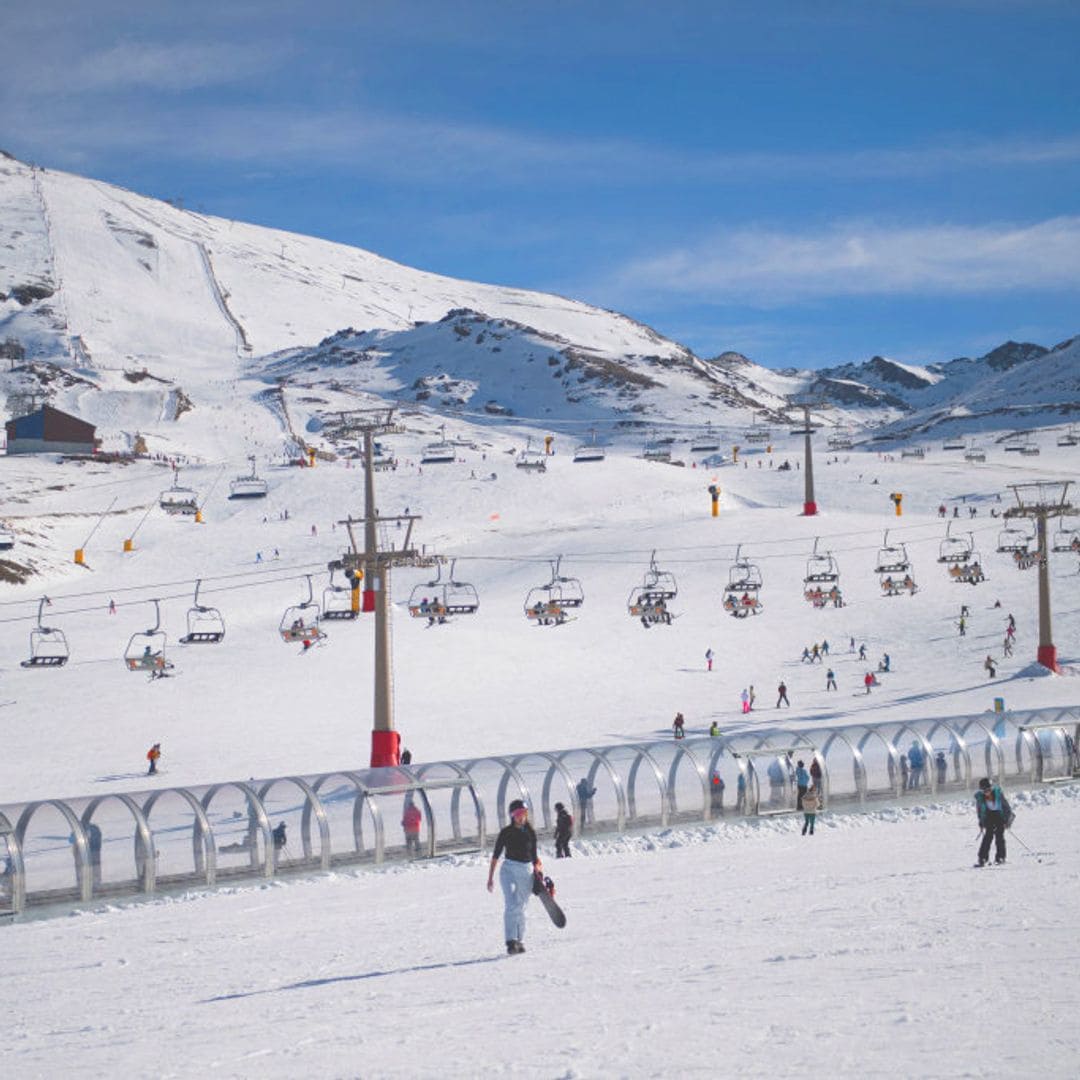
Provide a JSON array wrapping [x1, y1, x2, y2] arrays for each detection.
[[179, 580, 225, 644], [124, 599, 175, 673], [279, 575, 327, 644], [21, 597, 69, 668]]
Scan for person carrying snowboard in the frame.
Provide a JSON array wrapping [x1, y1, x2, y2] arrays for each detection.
[[975, 777, 1012, 866], [554, 802, 573, 858], [487, 800, 541, 954]]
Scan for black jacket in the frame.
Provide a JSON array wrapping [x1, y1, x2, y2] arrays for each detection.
[[493, 822, 538, 864], [554, 808, 573, 841]]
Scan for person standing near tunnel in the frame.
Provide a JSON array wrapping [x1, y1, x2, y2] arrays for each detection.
[[487, 800, 541, 955]]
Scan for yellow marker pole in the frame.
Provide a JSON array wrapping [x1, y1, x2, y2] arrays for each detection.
[[74, 548, 85, 565], [708, 484, 721, 517], [544, 434, 553, 455], [891, 492, 903, 517], [351, 582, 361, 614], [732, 445, 740, 464]]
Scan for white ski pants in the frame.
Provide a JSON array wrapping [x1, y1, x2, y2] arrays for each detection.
[[500, 859, 534, 943]]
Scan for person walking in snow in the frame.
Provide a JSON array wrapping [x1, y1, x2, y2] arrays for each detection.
[[958, 616, 966, 637], [809, 757, 823, 795], [776, 681, 790, 707], [740, 688, 750, 714], [146, 742, 161, 776], [826, 668, 837, 691], [748, 685, 756, 711], [801, 786, 819, 836], [705, 648, 714, 672], [801, 646, 812, 664], [795, 759, 810, 810], [487, 799, 541, 955], [673, 712, 686, 739], [974, 777, 1012, 866], [984, 655, 997, 679], [1003, 635, 1013, 658], [554, 802, 573, 858], [864, 671, 875, 694], [710, 771, 725, 815], [821, 640, 829, 656], [1007, 612, 1016, 632], [402, 798, 423, 855], [108, 599, 116, 615], [575, 777, 596, 826], [858, 642, 867, 661]]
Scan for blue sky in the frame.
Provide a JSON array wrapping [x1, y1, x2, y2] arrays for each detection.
[[5, 0, 1080, 369]]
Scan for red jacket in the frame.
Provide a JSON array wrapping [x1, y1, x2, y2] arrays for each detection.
[[402, 804, 422, 834]]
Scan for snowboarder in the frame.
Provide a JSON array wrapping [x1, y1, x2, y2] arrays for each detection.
[[146, 743, 161, 775], [984, 655, 997, 679], [486, 799, 541, 954], [554, 802, 573, 858], [776, 681, 790, 707], [402, 798, 423, 855], [673, 712, 686, 739], [975, 777, 1012, 866], [705, 647, 714, 672], [826, 668, 837, 691], [801, 787, 819, 836]]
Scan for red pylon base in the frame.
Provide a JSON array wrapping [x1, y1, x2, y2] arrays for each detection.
[[803, 501, 818, 516], [1036, 644, 1058, 673], [362, 589, 376, 613], [370, 729, 401, 768]]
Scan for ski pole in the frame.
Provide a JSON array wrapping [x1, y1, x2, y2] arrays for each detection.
[[1009, 830, 1044, 863]]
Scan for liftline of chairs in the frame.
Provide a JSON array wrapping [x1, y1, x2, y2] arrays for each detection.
[[14, 514, 1048, 669]]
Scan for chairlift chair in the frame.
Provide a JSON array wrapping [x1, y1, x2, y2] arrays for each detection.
[[21, 597, 69, 668], [322, 567, 359, 621], [516, 438, 547, 472], [179, 580, 225, 643], [1051, 520, 1079, 553], [124, 599, 175, 672], [937, 523, 973, 565], [525, 558, 584, 626], [443, 561, 479, 615], [690, 425, 721, 453], [159, 468, 199, 515], [964, 445, 987, 463], [827, 427, 853, 451], [642, 438, 671, 462], [628, 552, 677, 625], [874, 531, 910, 574], [995, 525, 1032, 554], [723, 546, 763, 618], [803, 540, 841, 607], [420, 425, 456, 464], [1056, 426, 1079, 448], [942, 437, 966, 451], [279, 575, 327, 644], [948, 544, 986, 585], [573, 431, 605, 463], [370, 441, 398, 472], [0, 525, 14, 551], [229, 456, 269, 499]]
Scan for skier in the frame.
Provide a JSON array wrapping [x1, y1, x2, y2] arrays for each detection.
[[826, 668, 837, 691], [402, 798, 423, 855], [864, 671, 874, 694], [554, 802, 573, 858], [146, 742, 162, 776], [858, 643, 867, 661], [709, 721, 721, 737], [705, 647, 714, 672], [821, 640, 829, 656], [958, 617, 966, 637], [960, 604, 970, 618], [108, 599, 116, 615], [776, 681, 790, 708], [1007, 613, 1016, 631], [849, 636, 855, 653], [974, 777, 1012, 866], [801, 787, 819, 836], [486, 799, 541, 954], [795, 760, 810, 810], [1003, 635, 1013, 658], [801, 646, 812, 664], [984, 655, 997, 679], [878, 653, 891, 673], [740, 688, 750, 714], [673, 712, 686, 739]]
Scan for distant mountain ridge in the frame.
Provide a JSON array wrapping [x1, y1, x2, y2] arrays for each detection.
[[1, 151, 1076, 455]]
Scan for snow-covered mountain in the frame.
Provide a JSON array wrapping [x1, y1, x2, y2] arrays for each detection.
[[2, 150, 1077, 457]]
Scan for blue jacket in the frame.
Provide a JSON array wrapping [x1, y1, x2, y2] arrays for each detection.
[[975, 785, 1012, 826], [795, 766, 810, 787]]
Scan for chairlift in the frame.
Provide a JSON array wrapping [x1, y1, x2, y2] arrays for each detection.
[[124, 599, 175, 673], [689, 424, 721, 453], [0, 525, 13, 551], [573, 431, 605, 463], [964, 444, 987, 463], [723, 545, 763, 618], [1003, 433, 1030, 453], [21, 597, 69, 668], [421, 424, 456, 464], [827, 426, 853, 451], [628, 551, 677, 626], [745, 417, 771, 443], [525, 557, 584, 625], [875, 531, 916, 596], [370, 440, 398, 472], [1019, 444, 1040, 457], [1056, 425, 1079, 448], [942, 437, 966, 451], [900, 447, 925, 459], [229, 456, 269, 499], [1051, 519, 1080, 553], [279, 575, 327, 644], [516, 437, 547, 472], [179, 580, 225, 643], [995, 524, 1032, 554], [408, 561, 479, 623], [159, 468, 199, 515], [642, 437, 671, 462], [322, 567, 359, 621], [947, 541, 986, 585], [937, 522, 973, 565], [803, 539, 842, 608]]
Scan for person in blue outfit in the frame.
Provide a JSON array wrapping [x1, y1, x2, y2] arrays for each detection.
[[795, 759, 810, 810], [487, 799, 541, 954], [575, 777, 596, 826], [907, 741, 925, 789], [975, 777, 1012, 866]]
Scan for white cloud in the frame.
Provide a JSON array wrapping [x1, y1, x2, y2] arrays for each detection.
[[607, 217, 1080, 304]]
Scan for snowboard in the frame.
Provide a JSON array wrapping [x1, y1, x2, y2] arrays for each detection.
[[533, 871, 567, 928]]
